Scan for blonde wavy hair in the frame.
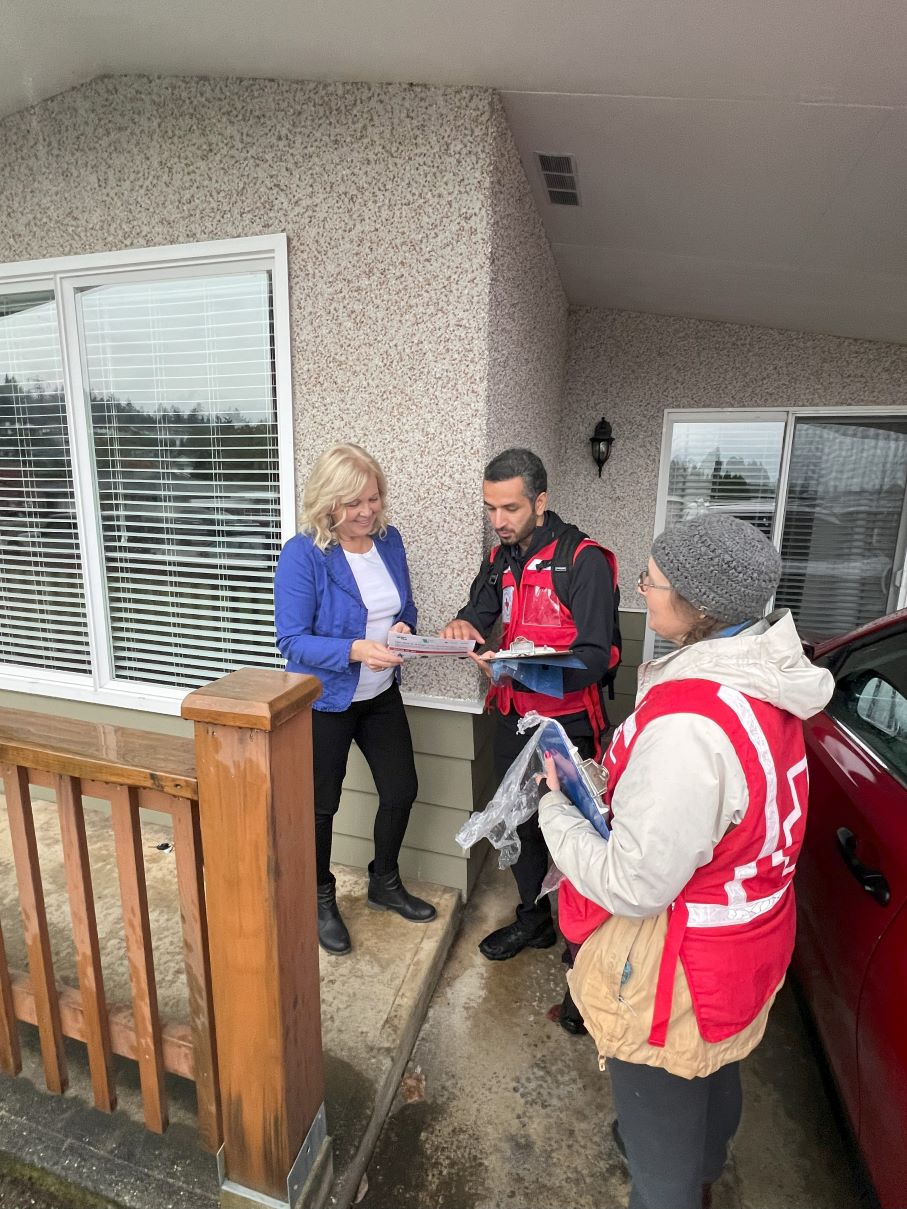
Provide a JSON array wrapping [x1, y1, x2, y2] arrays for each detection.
[[301, 444, 389, 550]]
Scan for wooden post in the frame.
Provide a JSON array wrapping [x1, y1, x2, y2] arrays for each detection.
[[182, 670, 326, 1207]]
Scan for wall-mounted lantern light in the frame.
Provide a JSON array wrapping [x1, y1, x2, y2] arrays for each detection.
[[590, 417, 615, 477]]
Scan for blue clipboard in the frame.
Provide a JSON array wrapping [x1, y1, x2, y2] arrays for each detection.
[[534, 718, 610, 840]]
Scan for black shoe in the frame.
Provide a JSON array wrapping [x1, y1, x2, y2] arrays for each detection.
[[558, 989, 588, 1036], [317, 882, 351, 955], [478, 916, 557, 961], [367, 867, 436, 922]]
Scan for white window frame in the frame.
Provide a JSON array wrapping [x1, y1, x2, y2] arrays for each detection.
[[644, 406, 907, 661], [0, 234, 296, 714]]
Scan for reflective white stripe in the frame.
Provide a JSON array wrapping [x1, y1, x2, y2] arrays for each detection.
[[784, 757, 807, 847], [686, 884, 789, 928], [778, 756, 808, 876], [621, 712, 637, 745], [717, 685, 779, 906]]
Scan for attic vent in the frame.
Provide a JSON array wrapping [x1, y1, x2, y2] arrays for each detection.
[[537, 153, 580, 206]]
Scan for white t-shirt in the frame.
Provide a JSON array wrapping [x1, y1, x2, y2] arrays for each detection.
[[344, 543, 402, 702]]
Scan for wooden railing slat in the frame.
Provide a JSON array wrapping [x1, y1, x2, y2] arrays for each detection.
[[2, 762, 67, 1094], [110, 785, 168, 1134], [10, 973, 194, 1078], [55, 774, 116, 1112], [171, 799, 222, 1153], [0, 916, 22, 1075]]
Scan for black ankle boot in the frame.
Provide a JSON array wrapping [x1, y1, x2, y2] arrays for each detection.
[[367, 865, 436, 922], [317, 882, 351, 955]]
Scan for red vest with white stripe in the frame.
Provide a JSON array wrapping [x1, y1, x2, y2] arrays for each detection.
[[485, 538, 619, 750], [558, 678, 809, 1045]]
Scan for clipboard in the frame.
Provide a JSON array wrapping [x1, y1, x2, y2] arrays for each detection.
[[534, 718, 610, 840]]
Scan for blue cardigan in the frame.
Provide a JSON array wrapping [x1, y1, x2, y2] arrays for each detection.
[[274, 526, 417, 712]]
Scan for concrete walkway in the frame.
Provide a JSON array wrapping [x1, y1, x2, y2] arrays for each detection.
[[358, 858, 875, 1209], [0, 793, 876, 1209]]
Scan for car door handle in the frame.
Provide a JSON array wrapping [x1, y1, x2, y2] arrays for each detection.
[[836, 827, 891, 907]]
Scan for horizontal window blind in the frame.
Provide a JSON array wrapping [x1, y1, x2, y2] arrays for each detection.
[[652, 419, 785, 654], [775, 418, 907, 642], [0, 292, 91, 674], [664, 419, 785, 537], [77, 271, 282, 689]]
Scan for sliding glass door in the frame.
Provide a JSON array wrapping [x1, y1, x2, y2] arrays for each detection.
[[775, 418, 907, 641], [652, 411, 907, 653]]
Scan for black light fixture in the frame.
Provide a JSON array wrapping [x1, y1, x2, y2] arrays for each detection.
[[589, 417, 615, 477]]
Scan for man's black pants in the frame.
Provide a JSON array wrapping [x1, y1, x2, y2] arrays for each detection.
[[311, 682, 417, 887], [493, 715, 596, 928]]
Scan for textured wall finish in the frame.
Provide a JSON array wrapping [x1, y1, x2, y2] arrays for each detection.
[[558, 308, 907, 607], [485, 96, 567, 507], [0, 75, 560, 705]]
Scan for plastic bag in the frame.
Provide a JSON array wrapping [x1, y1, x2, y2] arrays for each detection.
[[454, 711, 601, 869]]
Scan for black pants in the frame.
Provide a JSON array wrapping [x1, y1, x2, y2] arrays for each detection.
[[609, 1058, 743, 1209], [493, 715, 596, 928], [311, 682, 418, 886]]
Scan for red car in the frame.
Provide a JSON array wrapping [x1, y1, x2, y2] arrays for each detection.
[[794, 608, 907, 1209]]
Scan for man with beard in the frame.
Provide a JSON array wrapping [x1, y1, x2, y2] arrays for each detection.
[[441, 448, 619, 1032]]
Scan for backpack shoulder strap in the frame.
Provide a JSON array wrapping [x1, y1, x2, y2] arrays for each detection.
[[550, 526, 623, 694], [550, 524, 590, 607]]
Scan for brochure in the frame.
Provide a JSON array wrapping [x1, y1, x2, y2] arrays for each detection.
[[386, 632, 477, 658]]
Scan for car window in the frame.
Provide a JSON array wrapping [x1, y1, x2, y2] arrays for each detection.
[[826, 630, 907, 783]]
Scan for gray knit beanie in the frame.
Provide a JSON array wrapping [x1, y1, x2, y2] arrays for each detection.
[[650, 513, 782, 623]]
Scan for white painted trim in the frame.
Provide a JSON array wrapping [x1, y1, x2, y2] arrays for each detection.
[[271, 234, 299, 542], [58, 280, 114, 684], [0, 234, 288, 283], [401, 691, 485, 714], [0, 666, 188, 715], [0, 671, 487, 718], [662, 405, 907, 421]]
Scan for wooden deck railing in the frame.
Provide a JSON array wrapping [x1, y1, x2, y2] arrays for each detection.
[[0, 669, 326, 1209]]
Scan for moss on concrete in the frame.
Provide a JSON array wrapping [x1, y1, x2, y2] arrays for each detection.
[[0, 1152, 118, 1209]]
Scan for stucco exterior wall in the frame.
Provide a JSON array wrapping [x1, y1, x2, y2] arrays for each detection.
[[557, 307, 907, 607], [484, 96, 567, 501], [0, 75, 568, 889], [0, 75, 561, 706]]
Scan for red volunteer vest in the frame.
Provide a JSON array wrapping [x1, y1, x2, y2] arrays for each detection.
[[485, 538, 619, 753], [558, 678, 809, 1045]]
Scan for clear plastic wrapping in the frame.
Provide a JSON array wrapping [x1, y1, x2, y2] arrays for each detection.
[[454, 712, 602, 869]]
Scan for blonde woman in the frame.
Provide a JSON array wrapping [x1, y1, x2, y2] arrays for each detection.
[[274, 444, 435, 955]]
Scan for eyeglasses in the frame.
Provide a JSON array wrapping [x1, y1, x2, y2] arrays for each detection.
[[637, 570, 673, 595]]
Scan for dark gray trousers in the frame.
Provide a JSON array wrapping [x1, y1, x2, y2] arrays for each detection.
[[609, 1057, 742, 1209]]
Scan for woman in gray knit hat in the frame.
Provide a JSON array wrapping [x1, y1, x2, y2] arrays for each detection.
[[538, 512, 834, 1209]]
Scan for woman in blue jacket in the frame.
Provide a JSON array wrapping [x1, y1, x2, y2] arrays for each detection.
[[274, 443, 435, 954]]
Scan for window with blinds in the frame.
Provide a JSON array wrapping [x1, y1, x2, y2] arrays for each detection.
[[776, 418, 907, 642], [0, 236, 291, 709], [0, 291, 92, 673], [650, 411, 907, 656], [78, 272, 282, 688], [664, 418, 785, 535], [651, 418, 785, 656]]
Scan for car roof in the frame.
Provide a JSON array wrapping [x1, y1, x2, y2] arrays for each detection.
[[811, 606, 907, 660]]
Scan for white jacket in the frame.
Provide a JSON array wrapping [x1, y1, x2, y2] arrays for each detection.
[[539, 610, 835, 918]]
